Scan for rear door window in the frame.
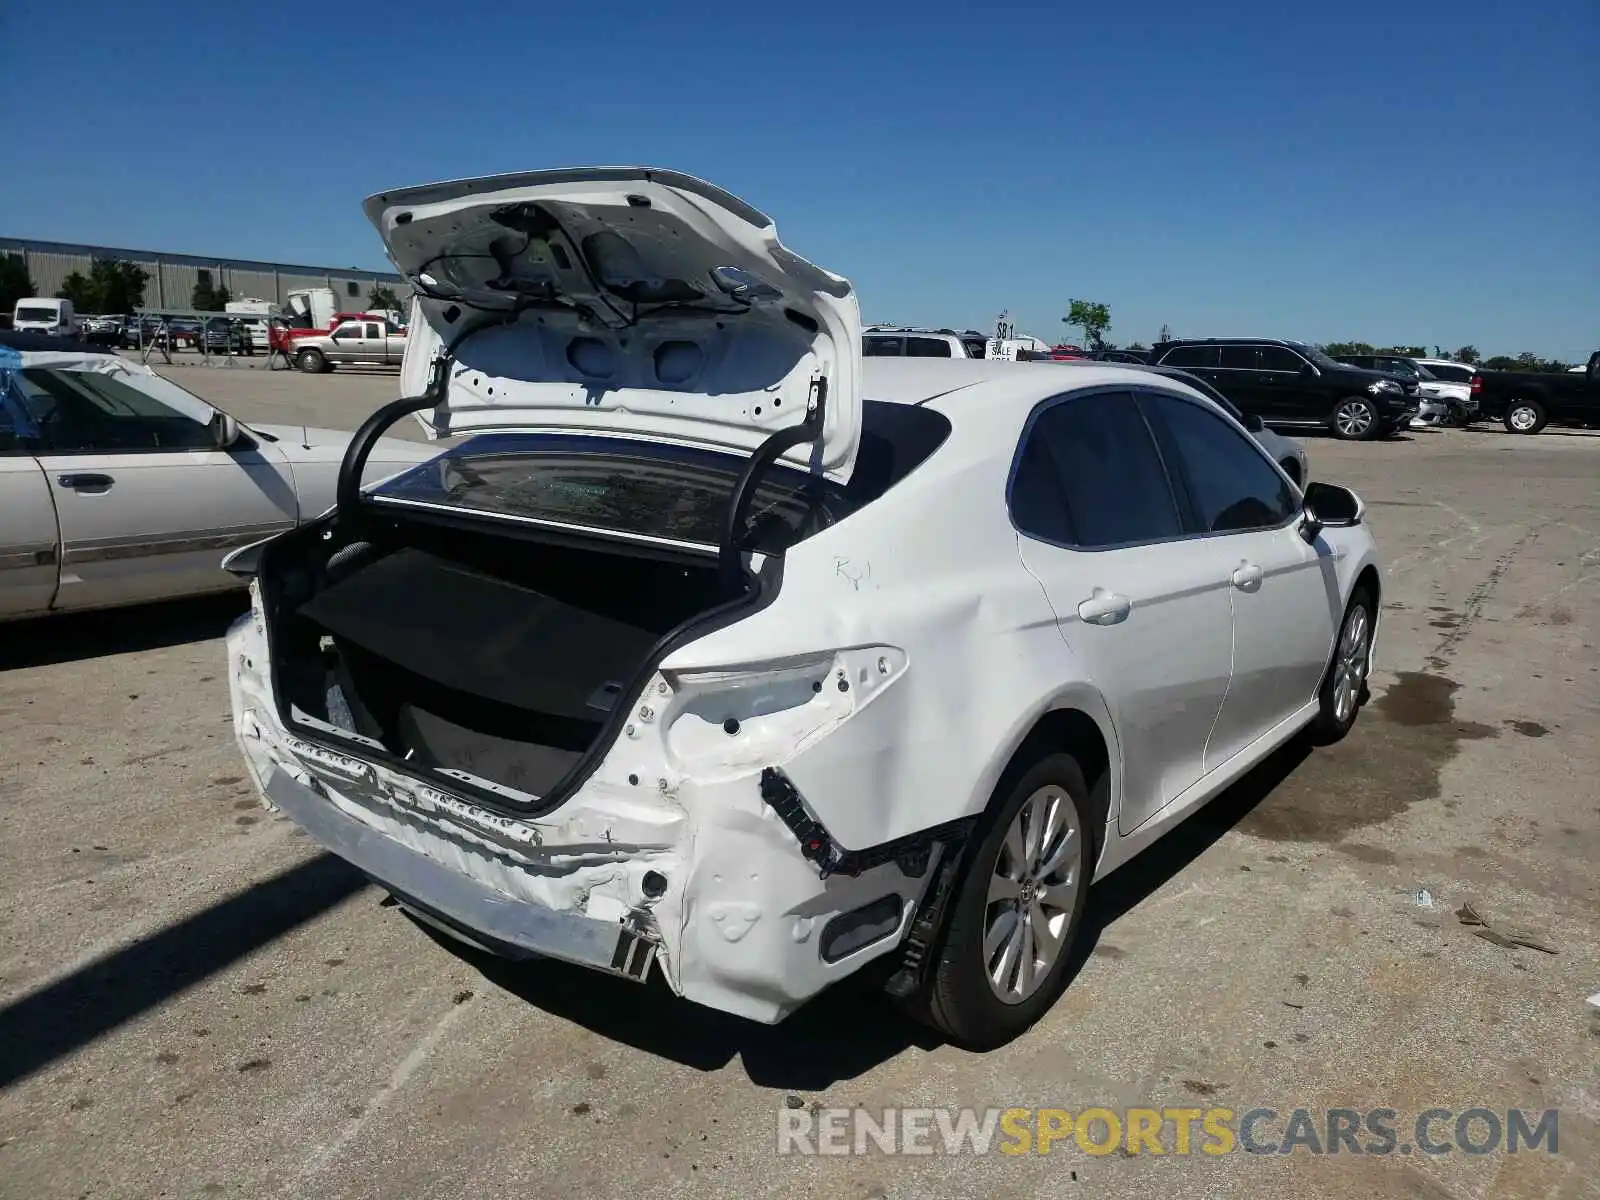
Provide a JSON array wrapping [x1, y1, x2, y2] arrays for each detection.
[[862, 336, 904, 357], [1156, 345, 1220, 369], [1010, 391, 1184, 549], [905, 337, 953, 358], [1258, 346, 1305, 372], [1219, 346, 1261, 370]]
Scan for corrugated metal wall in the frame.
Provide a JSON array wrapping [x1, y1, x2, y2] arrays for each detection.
[[0, 238, 406, 315], [4, 247, 85, 301], [223, 268, 278, 304], [276, 270, 332, 297]]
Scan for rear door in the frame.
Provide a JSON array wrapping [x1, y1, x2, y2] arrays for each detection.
[[1153, 344, 1224, 393], [1256, 343, 1325, 422], [1139, 390, 1338, 767], [1010, 389, 1235, 834], [13, 365, 298, 611]]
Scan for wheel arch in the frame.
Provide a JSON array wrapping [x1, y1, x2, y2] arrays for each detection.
[[971, 690, 1118, 872]]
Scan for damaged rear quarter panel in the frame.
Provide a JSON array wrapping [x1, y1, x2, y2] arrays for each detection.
[[666, 449, 1121, 853]]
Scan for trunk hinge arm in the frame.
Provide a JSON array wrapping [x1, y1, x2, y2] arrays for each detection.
[[333, 350, 454, 520], [718, 373, 827, 590]]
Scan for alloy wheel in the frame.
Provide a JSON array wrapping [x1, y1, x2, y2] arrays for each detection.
[[1334, 400, 1374, 438], [1332, 604, 1371, 725], [983, 786, 1082, 1004]]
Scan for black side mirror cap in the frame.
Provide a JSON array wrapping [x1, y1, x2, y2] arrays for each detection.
[[1302, 481, 1362, 535]]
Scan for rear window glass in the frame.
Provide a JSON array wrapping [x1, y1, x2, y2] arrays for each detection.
[[1424, 362, 1472, 382], [905, 337, 952, 357], [372, 400, 952, 554], [862, 336, 903, 356]]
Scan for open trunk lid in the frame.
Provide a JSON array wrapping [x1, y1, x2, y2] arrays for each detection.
[[366, 167, 865, 484]]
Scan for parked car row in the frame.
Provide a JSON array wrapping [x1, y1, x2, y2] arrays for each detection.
[[866, 327, 1600, 438]]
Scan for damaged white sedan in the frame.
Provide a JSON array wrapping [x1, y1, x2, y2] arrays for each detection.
[[226, 167, 1382, 1048]]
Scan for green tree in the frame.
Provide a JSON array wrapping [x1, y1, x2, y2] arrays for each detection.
[[368, 284, 401, 312], [1064, 299, 1111, 350], [66, 258, 150, 314], [57, 271, 100, 311], [1323, 341, 1375, 357], [0, 253, 37, 314], [192, 269, 221, 312], [1483, 355, 1518, 370], [1381, 345, 1427, 358], [1453, 345, 1480, 365], [1126, 341, 1148, 352]]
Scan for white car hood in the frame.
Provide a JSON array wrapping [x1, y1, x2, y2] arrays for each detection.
[[248, 423, 434, 464], [365, 167, 864, 484]]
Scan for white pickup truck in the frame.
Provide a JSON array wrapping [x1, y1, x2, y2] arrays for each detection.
[[291, 317, 407, 373]]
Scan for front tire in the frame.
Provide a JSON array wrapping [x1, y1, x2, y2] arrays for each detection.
[[296, 347, 328, 374], [913, 753, 1093, 1049], [1309, 589, 1374, 744], [1503, 398, 1546, 435], [1331, 397, 1380, 440]]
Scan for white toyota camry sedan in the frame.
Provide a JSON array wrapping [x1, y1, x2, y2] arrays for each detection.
[[0, 341, 435, 622], [225, 168, 1382, 1048]]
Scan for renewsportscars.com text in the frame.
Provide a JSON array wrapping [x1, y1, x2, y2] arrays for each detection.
[[776, 1106, 1558, 1158]]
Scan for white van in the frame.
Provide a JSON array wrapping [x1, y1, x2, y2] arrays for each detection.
[[226, 297, 278, 351], [12, 298, 76, 337]]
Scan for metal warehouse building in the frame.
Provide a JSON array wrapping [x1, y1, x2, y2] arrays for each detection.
[[0, 236, 410, 312]]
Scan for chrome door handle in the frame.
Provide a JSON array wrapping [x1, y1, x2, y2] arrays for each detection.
[[1077, 590, 1132, 625], [1231, 563, 1264, 591]]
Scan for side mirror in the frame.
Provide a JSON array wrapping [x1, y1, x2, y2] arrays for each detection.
[[1242, 411, 1265, 433], [210, 412, 242, 449], [1299, 481, 1361, 542], [1300, 362, 1316, 376]]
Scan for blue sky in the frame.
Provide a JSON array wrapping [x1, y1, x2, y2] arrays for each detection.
[[3, 0, 1595, 359]]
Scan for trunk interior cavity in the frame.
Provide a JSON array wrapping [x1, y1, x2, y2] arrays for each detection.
[[269, 514, 725, 804]]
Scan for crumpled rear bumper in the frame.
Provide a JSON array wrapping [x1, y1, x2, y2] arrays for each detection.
[[226, 604, 938, 1024], [262, 766, 657, 978]]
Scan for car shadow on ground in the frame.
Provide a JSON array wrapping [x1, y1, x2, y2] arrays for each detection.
[[0, 853, 366, 1088], [0, 593, 248, 670], [430, 737, 1316, 1089]]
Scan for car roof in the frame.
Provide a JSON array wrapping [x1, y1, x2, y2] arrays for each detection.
[[1155, 337, 1301, 346], [861, 356, 1210, 410]]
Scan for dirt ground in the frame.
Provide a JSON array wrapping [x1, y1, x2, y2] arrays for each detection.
[[1, 362, 1597, 1200]]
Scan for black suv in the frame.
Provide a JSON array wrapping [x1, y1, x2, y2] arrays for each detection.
[[1146, 338, 1420, 439]]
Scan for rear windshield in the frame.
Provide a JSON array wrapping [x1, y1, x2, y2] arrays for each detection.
[[14, 307, 58, 323], [372, 400, 952, 554]]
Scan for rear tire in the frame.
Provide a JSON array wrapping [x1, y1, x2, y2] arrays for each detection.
[[296, 347, 327, 374], [911, 753, 1094, 1049], [1331, 397, 1380, 440], [1309, 588, 1374, 744], [1503, 398, 1546, 435]]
